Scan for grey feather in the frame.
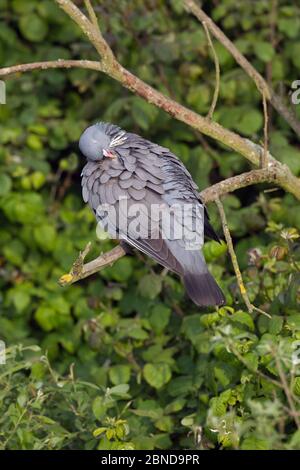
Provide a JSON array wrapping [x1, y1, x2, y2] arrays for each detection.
[[100, 172, 110, 184], [128, 187, 146, 201], [82, 184, 89, 203], [119, 178, 134, 189]]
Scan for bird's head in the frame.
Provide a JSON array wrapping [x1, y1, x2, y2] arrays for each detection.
[[79, 122, 127, 161]]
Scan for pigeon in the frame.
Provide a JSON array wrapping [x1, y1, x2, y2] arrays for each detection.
[[79, 122, 225, 307]]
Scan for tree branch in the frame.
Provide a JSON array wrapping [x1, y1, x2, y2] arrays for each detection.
[[84, 0, 101, 34], [59, 243, 126, 286], [55, 0, 115, 68], [262, 93, 269, 168], [0, 60, 103, 77], [183, 0, 300, 139], [201, 20, 220, 120], [200, 168, 276, 202]]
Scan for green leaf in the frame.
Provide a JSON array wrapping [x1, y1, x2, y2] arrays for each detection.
[[128, 327, 148, 340], [181, 414, 195, 427], [2, 192, 45, 224], [149, 305, 171, 333], [92, 397, 106, 420], [287, 315, 300, 331], [26, 134, 43, 150], [243, 352, 259, 371], [230, 311, 255, 331], [3, 240, 25, 266], [214, 365, 231, 387], [12, 0, 35, 13], [105, 257, 133, 282], [254, 42, 275, 62], [210, 396, 227, 416], [143, 363, 172, 389], [138, 274, 162, 299], [165, 398, 186, 414], [93, 427, 107, 437], [155, 416, 173, 433], [278, 18, 300, 38], [277, 147, 300, 175], [12, 290, 31, 313], [31, 172, 46, 189], [0, 174, 12, 196], [131, 97, 158, 130], [234, 109, 263, 135], [34, 224, 56, 252], [109, 365, 131, 385], [109, 384, 130, 397], [34, 306, 57, 332], [268, 316, 283, 335], [19, 13, 48, 42], [203, 240, 227, 262], [293, 377, 300, 397], [241, 436, 270, 450]]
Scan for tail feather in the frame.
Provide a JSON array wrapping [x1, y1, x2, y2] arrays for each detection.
[[183, 271, 225, 307]]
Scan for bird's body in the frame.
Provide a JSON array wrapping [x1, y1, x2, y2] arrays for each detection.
[[79, 122, 225, 307]]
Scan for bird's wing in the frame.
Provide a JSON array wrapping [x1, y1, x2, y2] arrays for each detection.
[[124, 134, 219, 242], [81, 153, 184, 275]]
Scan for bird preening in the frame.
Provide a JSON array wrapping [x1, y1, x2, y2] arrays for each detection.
[[79, 122, 225, 307]]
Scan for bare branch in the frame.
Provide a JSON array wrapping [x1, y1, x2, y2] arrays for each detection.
[[201, 20, 220, 119], [183, 0, 300, 139], [84, 0, 101, 35], [201, 168, 276, 202], [262, 93, 269, 168], [59, 244, 126, 286], [0, 60, 103, 78], [55, 0, 116, 68]]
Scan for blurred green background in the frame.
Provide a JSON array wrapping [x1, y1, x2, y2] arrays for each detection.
[[0, 0, 300, 450]]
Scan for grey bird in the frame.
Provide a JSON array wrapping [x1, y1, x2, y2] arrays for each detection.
[[79, 122, 225, 307]]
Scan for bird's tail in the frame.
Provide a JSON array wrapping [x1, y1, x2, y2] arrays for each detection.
[[183, 270, 225, 307]]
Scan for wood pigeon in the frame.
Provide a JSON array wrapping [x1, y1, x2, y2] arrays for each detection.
[[79, 122, 225, 307]]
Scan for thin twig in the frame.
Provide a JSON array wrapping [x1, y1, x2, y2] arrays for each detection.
[[201, 20, 220, 119], [59, 243, 126, 286], [55, 0, 115, 68], [273, 352, 300, 429], [261, 93, 269, 168], [201, 168, 277, 202], [215, 198, 271, 318], [0, 60, 103, 77], [84, 0, 101, 35]]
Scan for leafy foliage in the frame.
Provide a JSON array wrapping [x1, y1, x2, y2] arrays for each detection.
[[0, 0, 300, 450]]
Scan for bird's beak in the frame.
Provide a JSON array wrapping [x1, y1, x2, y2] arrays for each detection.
[[103, 149, 115, 158]]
